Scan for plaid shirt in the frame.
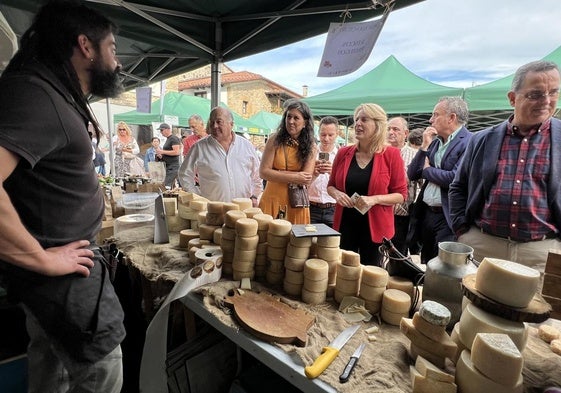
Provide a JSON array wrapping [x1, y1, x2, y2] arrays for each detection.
[[477, 117, 556, 241]]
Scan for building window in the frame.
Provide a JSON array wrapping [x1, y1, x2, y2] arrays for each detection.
[[195, 91, 207, 99], [242, 101, 248, 115]]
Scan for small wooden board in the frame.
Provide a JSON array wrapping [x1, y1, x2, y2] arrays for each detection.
[[223, 290, 315, 346], [462, 274, 551, 323]]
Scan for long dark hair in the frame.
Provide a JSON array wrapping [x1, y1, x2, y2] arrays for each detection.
[[273, 99, 315, 165], [2, 0, 117, 143]]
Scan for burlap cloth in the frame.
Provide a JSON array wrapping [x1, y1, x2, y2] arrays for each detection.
[[113, 232, 561, 392]]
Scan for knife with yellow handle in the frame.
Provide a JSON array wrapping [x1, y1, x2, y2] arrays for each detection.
[[304, 324, 360, 379]]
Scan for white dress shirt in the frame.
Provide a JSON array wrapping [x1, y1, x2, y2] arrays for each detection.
[[178, 133, 262, 202], [308, 146, 337, 204]]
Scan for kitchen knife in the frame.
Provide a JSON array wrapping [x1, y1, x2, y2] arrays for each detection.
[[339, 343, 366, 383], [304, 324, 360, 379]]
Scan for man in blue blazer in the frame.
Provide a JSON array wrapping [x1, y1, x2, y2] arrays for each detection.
[[449, 60, 561, 274], [408, 96, 472, 264]]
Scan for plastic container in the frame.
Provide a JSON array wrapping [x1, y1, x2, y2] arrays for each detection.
[[422, 242, 478, 328], [122, 192, 158, 215]]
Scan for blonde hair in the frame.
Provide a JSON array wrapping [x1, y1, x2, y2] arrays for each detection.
[[116, 121, 132, 137], [353, 103, 388, 155]]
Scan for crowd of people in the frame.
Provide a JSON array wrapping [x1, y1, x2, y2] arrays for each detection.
[[1, 1, 561, 392]]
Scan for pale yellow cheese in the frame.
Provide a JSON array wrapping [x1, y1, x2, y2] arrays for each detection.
[[475, 257, 540, 308], [243, 207, 263, 218], [283, 256, 307, 272], [303, 258, 329, 280], [336, 263, 362, 280], [206, 201, 224, 214], [166, 214, 189, 232], [286, 244, 311, 259], [267, 245, 286, 261], [335, 276, 360, 294], [303, 278, 329, 293], [266, 259, 284, 273], [316, 236, 340, 248], [361, 266, 389, 287], [359, 282, 386, 302], [455, 350, 523, 393], [382, 289, 411, 314], [231, 197, 252, 211], [189, 199, 208, 212], [267, 232, 289, 248], [387, 275, 415, 300], [412, 312, 447, 342], [450, 323, 468, 364], [197, 211, 207, 225], [233, 248, 256, 263], [220, 226, 236, 241], [265, 269, 284, 285], [235, 218, 258, 237], [198, 224, 219, 241], [235, 234, 259, 251], [289, 233, 313, 248], [538, 324, 561, 343], [283, 279, 303, 296], [268, 219, 292, 236], [458, 303, 528, 351], [163, 197, 177, 216], [179, 229, 199, 248], [471, 333, 523, 387], [205, 212, 224, 226], [220, 238, 235, 253], [252, 213, 274, 231], [410, 343, 446, 369], [284, 268, 304, 285], [301, 288, 327, 305], [400, 318, 457, 360], [224, 210, 247, 228], [178, 203, 196, 219], [381, 308, 408, 326], [316, 246, 341, 262], [409, 365, 457, 393], [363, 300, 381, 314], [414, 355, 455, 383], [213, 227, 222, 245], [341, 250, 361, 267], [221, 202, 240, 214]]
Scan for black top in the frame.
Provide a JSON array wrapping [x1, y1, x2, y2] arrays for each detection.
[[161, 134, 181, 165]]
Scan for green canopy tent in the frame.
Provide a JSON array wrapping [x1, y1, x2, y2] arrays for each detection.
[[303, 55, 464, 117], [248, 110, 282, 134], [114, 92, 268, 135]]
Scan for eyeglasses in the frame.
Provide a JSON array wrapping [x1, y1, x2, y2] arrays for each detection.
[[118, 128, 126, 131], [523, 89, 560, 101]]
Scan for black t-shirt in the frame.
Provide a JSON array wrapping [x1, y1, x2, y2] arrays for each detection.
[[161, 134, 181, 166]]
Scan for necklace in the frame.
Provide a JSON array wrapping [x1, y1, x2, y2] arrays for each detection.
[[355, 152, 372, 169]]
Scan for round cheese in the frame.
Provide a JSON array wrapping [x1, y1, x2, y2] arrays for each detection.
[[197, 211, 207, 225], [303, 259, 329, 280], [450, 322, 469, 364], [235, 234, 259, 251], [341, 250, 361, 267], [233, 270, 255, 280], [284, 256, 307, 272], [333, 288, 357, 304], [224, 210, 247, 228], [458, 303, 528, 351], [267, 259, 284, 273], [382, 289, 411, 314], [257, 229, 268, 243], [198, 224, 219, 241], [235, 218, 258, 237], [221, 202, 240, 214], [363, 300, 381, 314], [471, 333, 523, 387], [189, 199, 208, 212], [419, 300, 451, 327], [316, 246, 341, 262], [220, 238, 235, 252], [252, 213, 274, 231], [316, 236, 340, 248], [456, 350, 523, 393], [231, 197, 252, 211], [286, 244, 311, 259], [268, 219, 292, 236], [335, 276, 360, 295], [267, 233, 289, 248], [233, 248, 257, 263], [267, 245, 286, 261], [361, 266, 389, 287], [256, 242, 268, 255], [179, 229, 199, 248], [221, 226, 236, 241], [207, 201, 224, 214], [411, 311, 447, 343], [336, 263, 361, 280], [387, 275, 414, 300], [284, 268, 304, 285], [243, 207, 263, 218], [381, 307, 408, 326], [283, 280, 303, 296], [213, 227, 222, 245], [303, 277, 329, 293], [289, 233, 312, 248], [178, 204, 195, 220], [476, 257, 540, 308], [265, 269, 284, 285], [205, 212, 224, 226], [301, 288, 326, 305], [166, 214, 189, 232], [232, 260, 255, 273], [358, 282, 386, 302]]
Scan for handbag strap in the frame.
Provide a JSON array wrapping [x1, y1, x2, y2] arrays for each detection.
[[283, 145, 288, 171]]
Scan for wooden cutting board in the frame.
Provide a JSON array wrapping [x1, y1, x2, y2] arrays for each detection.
[[223, 290, 315, 346]]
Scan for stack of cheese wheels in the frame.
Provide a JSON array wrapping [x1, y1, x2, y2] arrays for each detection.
[[221, 210, 247, 276], [177, 191, 207, 229], [387, 275, 415, 301], [164, 196, 189, 232], [404, 300, 454, 368], [198, 221, 221, 242], [456, 333, 523, 393], [232, 197, 252, 211], [266, 219, 292, 285], [232, 217, 259, 280], [334, 258, 361, 304], [409, 355, 456, 393], [252, 213, 273, 280], [301, 258, 329, 304], [205, 201, 225, 227], [187, 197, 209, 230], [360, 266, 389, 314], [222, 202, 240, 215], [283, 233, 312, 296], [382, 288, 411, 326], [316, 236, 341, 286]]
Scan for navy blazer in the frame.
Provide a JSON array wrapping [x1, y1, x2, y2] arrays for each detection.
[[449, 118, 561, 234], [408, 126, 472, 229]]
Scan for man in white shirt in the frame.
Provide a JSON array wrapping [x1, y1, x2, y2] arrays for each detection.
[[308, 116, 339, 227], [178, 107, 262, 204]]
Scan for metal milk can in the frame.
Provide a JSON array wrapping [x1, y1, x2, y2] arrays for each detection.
[[422, 242, 477, 328]]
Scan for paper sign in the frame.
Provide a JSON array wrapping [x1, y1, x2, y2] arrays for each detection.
[[136, 86, 152, 113], [317, 15, 389, 78]]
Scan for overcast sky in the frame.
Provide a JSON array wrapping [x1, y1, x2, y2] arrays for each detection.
[[229, 0, 560, 97]]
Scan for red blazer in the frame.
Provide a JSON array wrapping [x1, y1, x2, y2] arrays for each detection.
[[328, 144, 408, 243]]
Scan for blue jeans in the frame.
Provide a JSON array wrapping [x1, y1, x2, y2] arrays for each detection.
[[24, 306, 123, 393], [309, 205, 335, 227]]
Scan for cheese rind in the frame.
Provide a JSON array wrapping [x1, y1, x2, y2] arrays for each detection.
[[412, 312, 447, 342], [471, 333, 523, 387], [400, 318, 457, 360], [419, 300, 451, 326], [455, 350, 523, 393], [414, 355, 455, 383], [382, 289, 411, 314], [410, 366, 457, 393], [475, 257, 540, 308]]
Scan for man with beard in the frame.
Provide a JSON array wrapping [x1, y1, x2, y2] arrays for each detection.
[[0, 1, 125, 392]]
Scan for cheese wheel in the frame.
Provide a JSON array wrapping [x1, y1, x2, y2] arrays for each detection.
[[220, 238, 235, 252], [257, 229, 268, 243], [268, 219, 292, 236], [198, 224, 219, 240], [381, 307, 408, 326], [471, 333, 523, 387], [224, 210, 247, 228], [253, 213, 274, 231], [213, 227, 222, 245], [235, 218, 258, 237], [301, 288, 327, 305], [303, 277, 329, 293], [283, 280, 303, 296], [163, 197, 177, 216], [221, 202, 240, 214], [267, 245, 286, 260], [476, 257, 540, 308], [538, 324, 561, 343], [265, 269, 284, 285], [316, 246, 341, 262], [383, 289, 411, 314], [243, 207, 263, 218], [179, 229, 200, 248], [450, 323, 469, 364], [205, 212, 224, 226], [189, 199, 208, 212], [412, 312, 447, 342], [286, 244, 310, 259], [197, 211, 207, 225], [335, 276, 360, 295], [177, 191, 192, 205], [256, 242, 268, 255], [231, 260, 255, 273], [409, 365, 457, 393], [387, 276, 414, 300], [235, 235, 259, 251], [363, 300, 381, 314], [456, 350, 523, 393], [178, 204, 195, 220], [220, 225, 236, 241], [231, 197, 252, 211], [284, 268, 304, 285], [361, 266, 389, 287], [284, 256, 307, 272], [267, 259, 284, 273], [400, 318, 458, 360], [341, 250, 361, 267], [419, 300, 451, 327], [316, 236, 340, 248], [414, 356, 455, 383], [303, 259, 329, 280], [289, 233, 313, 248], [336, 263, 361, 280], [207, 201, 224, 214], [359, 283, 386, 302], [254, 253, 267, 266], [409, 343, 446, 369], [233, 248, 257, 263], [458, 303, 528, 351], [166, 214, 189, 232], [267, 232, 289, 248]]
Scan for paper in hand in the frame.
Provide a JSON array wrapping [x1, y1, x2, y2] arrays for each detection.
[[351, 192, 370, 215]]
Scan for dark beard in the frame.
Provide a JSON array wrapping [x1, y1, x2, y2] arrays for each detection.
[[89, 60, 124, 98]]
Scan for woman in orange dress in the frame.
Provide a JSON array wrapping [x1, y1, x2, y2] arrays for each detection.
[[259, 100, 316, 224]]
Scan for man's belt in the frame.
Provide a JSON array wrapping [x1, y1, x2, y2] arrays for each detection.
[[310, 201, 335, 209]]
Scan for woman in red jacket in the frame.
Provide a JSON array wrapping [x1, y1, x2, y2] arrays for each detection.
[[327, 103, 407, 266]]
